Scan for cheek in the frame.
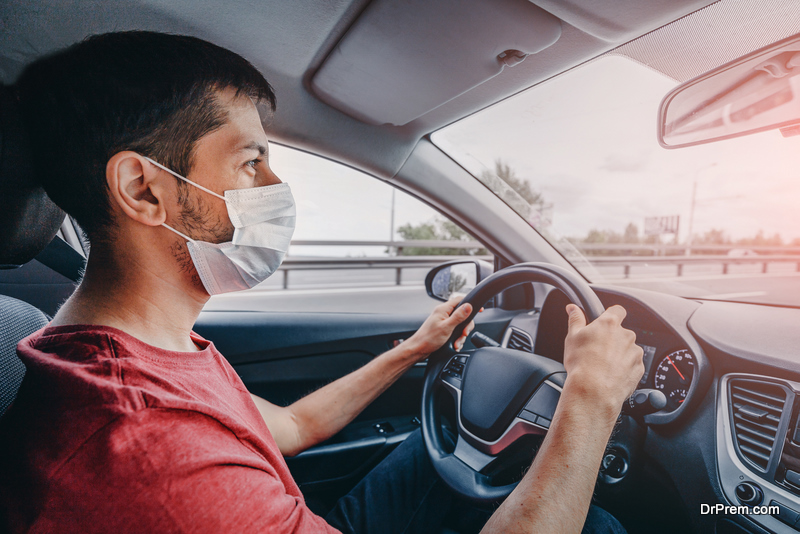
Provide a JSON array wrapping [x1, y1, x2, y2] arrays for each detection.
[[179, 188, 234, 242], [212, 204, 236, 242]]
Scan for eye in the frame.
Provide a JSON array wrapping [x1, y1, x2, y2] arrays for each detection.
[[245, 157, 263, 169]]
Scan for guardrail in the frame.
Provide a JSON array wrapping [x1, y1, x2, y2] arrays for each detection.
[[569, 243, 800, 278], [278, 255, 491, 289], [589, 254, 800, 278], [277, 240, 800, 289]]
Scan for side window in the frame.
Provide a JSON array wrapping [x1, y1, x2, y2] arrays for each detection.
[[205, 144, 491, 314]]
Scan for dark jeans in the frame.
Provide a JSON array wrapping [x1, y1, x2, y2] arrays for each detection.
[[325, 429, 626, 534]]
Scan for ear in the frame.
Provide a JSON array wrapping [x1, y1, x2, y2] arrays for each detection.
[[106, 151, 169, 227]]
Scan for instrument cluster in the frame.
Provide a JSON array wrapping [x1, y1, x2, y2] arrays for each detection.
[[637, 331, 695, 412]]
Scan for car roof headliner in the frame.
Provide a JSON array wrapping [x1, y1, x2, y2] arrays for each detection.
[[1, 0, 718, 179]]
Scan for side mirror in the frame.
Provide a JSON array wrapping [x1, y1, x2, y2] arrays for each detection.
[[425, 260, 493, 301]]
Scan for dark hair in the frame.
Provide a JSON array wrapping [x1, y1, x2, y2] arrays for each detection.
[[15, 31, 276, 242]]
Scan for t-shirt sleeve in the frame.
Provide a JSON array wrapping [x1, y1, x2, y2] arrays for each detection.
[[41, 409, 340, 534]]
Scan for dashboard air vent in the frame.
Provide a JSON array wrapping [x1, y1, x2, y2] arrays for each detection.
[[729, 379, 787, 471], [506, 328, 533, 353]]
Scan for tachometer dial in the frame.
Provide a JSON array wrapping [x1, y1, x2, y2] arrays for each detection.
[[653, 349, 694, 411]]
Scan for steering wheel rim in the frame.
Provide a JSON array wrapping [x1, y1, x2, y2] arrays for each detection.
[[421, 262, 604, 503]]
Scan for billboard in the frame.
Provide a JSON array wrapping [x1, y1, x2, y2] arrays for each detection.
[[645, 215, 680, 236]]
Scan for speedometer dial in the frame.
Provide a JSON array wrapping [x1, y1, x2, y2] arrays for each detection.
[[653, 349, 694, 411]]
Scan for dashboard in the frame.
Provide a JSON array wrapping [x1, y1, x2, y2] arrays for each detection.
[[487, 282, 800, 534], [499, 285, 706, 420]]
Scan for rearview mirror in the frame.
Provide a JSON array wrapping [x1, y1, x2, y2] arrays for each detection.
[[425, 260, 493, 301], [659, 34, 800, 148]]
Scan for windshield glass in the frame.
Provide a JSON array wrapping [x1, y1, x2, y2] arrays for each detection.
[[433, 54, 800, 307]]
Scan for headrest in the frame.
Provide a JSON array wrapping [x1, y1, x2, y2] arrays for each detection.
[[0, 85, 65, 267]]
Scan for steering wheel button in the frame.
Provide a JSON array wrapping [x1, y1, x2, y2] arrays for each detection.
[[519, 410, 538, 424], [535, 415, 551, 429], [524, 382, 560, 419]]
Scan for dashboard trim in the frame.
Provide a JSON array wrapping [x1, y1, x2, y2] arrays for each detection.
[[717, 373, 800, 533]]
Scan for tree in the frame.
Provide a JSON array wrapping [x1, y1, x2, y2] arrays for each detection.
[[571, 223, 659, 256], [479, 159, 553, 227], [395, 219, 488, 256], [490, 160, 545, 206], [737, 230, 782, 247], [694, 228, 730, 245], [395, 160, 547, 256], [623, 223, 639, 243]]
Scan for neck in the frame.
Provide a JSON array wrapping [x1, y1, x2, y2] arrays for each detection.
[[51, 244, 208, 352]]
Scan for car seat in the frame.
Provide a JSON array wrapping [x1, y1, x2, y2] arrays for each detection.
[[0, 84, 66, 417]]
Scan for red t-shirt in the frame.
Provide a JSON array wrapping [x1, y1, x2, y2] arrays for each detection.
[[0, 324, 339, 533]]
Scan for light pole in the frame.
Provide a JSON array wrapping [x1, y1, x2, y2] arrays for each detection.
[[686, 162, 717, 255], [389, 187, 396, 256]]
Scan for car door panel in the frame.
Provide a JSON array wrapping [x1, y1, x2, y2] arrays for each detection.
[[193, 308, 515, 497]]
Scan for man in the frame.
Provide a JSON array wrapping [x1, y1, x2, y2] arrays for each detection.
[[0, 32, 643, 533]]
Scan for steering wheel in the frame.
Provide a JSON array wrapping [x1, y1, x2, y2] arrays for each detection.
[[421, 262, 605, 503]]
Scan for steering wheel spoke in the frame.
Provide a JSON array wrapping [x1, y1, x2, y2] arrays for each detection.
[[453, 435, 495, 472]]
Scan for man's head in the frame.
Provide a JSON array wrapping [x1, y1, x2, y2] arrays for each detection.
[[16, 30, 276, 242], [16, 31, 282, 296]]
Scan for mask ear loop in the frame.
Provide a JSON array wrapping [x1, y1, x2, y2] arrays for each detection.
[[161, 222, 196, 243], [143, 157, 225, 241], [144, 156, 227, 201]]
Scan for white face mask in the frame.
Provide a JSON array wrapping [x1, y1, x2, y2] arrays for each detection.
[[145, 157, 296, 296]]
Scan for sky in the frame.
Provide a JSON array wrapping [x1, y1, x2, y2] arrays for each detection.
[[270, 54, 800, 258], [433, 55, 800, 245], [268, 144, 443, 257]]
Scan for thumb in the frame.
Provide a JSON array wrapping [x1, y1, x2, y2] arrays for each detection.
[[566, 304, 586, 333]]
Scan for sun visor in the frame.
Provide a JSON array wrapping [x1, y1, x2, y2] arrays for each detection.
[[311, 0, 562, 126]]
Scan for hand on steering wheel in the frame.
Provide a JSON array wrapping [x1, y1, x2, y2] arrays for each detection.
[[421, 262, 619, 503]]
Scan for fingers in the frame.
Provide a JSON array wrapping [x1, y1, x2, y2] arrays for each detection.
[[566, 304, 586, 332], [439, 295, 462, 313], [462, 320, 475, 340], [601, 305, 627, 324], [454, 321, 474, 351], [446, 302, 473, 326]]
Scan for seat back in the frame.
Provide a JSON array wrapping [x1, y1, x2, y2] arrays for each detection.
[[0, 295, 47, 416], [0, 82, 64, 419]]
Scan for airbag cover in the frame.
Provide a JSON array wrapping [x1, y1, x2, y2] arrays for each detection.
[[460, 347, 565, 442]]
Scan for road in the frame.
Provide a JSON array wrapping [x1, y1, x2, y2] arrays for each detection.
[[204, 268, 800, 314]]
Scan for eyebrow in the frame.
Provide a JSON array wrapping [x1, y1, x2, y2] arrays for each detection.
[[237, 141, 268, 155]]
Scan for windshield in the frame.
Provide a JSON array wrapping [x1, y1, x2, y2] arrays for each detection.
[[433, 54, 800, 307]]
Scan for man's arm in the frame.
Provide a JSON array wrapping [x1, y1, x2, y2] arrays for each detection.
[[250, 296, 474, 456], [480, 304, 644, 534]]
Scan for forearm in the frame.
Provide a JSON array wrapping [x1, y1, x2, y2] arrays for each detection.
[[481, 379, 619, 534], [284, 341, 425, 454]]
